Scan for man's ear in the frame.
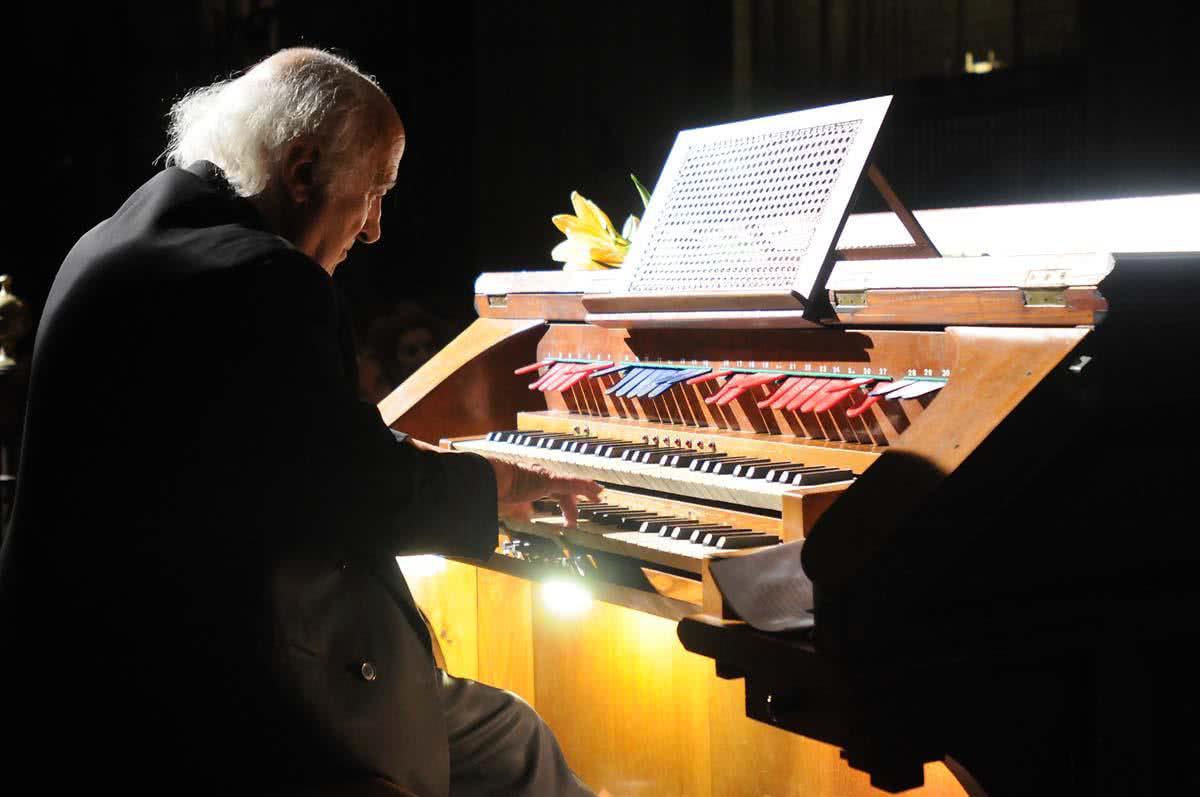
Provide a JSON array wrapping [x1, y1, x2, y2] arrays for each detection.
[[279, 136, 320, 204]]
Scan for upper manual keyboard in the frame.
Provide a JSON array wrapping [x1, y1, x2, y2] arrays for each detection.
[[455, 430, 856, 511]]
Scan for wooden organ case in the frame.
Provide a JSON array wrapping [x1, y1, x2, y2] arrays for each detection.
[[380, 99, 1199, 796]]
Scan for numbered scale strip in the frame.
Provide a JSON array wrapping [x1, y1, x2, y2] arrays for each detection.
[[454, 430, 858, 512]]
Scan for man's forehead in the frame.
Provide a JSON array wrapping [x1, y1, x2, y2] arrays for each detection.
[[373, 137, 404, 188]]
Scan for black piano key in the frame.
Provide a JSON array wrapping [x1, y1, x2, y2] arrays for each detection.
[[551, 435, 598, 451], [710, 458, 771, 475], [589, 441, 627, 456], [689, 455, 738, 472], [741, 462, 794, 479], [597, 443, 644, 458], [673, 524, 729, 540], [782, 468, 856, 486], [602, 515, 661, 530], [662, 523, 724, 539], [764, 464, 825, 482], [639, 517, 691, 533], [617, 513, 665, 530], [638, 448, 688, 464], [715, 534, 781, 549], [595, 508, 655, 522], [769, 465, 838, 482], [736, 461, 791, 479], [577, 504, 623, 519], [574, 439, 623, 455], [696, 528, 756, 545], [534, 433, 581, 449], [578, 509, 621, 522], [647, 519, 700, 535], [665, 452, 714, 468], [513, 431, 557, 446], [700, 456, 760, 473]]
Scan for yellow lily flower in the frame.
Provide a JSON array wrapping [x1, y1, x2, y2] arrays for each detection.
[[551, 191, 631, 270]]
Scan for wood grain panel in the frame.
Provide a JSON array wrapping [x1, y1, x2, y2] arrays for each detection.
[[827, 286, 1105, 327], [531, 598, 714, 797], [379, 318, 545, 441], [475, 567, 537, 708], [399, 558, 479, 681], [474, 293, 588, 321]]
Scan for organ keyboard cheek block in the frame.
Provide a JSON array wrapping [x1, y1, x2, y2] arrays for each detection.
[[380, 94, 1198, 797]]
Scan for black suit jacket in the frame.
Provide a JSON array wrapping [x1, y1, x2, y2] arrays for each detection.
[[0, 162, 497, 795]]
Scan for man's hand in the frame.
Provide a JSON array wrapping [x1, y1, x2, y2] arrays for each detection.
[[486, 457, 602, 528]]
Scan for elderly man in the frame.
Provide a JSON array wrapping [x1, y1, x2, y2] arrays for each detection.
[[0, 48, 600, 796]]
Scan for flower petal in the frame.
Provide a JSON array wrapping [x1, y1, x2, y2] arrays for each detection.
[[551, 237, 593, 264], [570, 192, 616, 237], [582, 196, 616, 236], [569, 191, 594, 225], [586, 241, 628, 265], [621, 214, 639, 242], [555, 214, 606, 239], [552, 213, 579, 235]]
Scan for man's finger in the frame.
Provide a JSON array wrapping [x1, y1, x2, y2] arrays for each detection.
[[561, 477, 602, 502], [559, 494, 579, 529]]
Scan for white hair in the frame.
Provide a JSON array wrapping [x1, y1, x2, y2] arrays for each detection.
[[162, 49, 386, 197]]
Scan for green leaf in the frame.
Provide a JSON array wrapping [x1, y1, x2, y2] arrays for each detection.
[[630, 173, 652, 209]]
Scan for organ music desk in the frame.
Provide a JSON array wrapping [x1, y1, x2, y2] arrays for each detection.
[[380, 100, 1199, 796]]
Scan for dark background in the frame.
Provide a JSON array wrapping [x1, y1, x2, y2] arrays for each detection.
[[12, 0, 1198, 346]]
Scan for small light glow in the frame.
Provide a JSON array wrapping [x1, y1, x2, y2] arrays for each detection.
[[542, 579, 593, 617], [396, 554, 446, 579], [964, 50, 1003, 75]]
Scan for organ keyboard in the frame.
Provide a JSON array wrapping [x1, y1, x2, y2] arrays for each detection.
[[382, 97, 1199, 795]]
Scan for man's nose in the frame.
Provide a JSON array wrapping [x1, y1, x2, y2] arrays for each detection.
[[358, 205, 382, 244]]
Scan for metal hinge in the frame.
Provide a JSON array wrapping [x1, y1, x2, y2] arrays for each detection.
[[1022, 288, 1066, 307], [486, 294, 509, 308], [832, 290, 868, 308]]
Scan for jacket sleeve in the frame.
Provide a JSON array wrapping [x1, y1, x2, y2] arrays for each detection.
[[220, 252, 498, 561]]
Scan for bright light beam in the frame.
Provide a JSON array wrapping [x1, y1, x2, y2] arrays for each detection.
[[542, 579, 593, 617]]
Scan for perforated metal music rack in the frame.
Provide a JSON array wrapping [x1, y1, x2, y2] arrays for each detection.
[[583, 96, 893, 328]]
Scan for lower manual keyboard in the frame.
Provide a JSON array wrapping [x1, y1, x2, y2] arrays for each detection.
[[507, 500, 782, 574]]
